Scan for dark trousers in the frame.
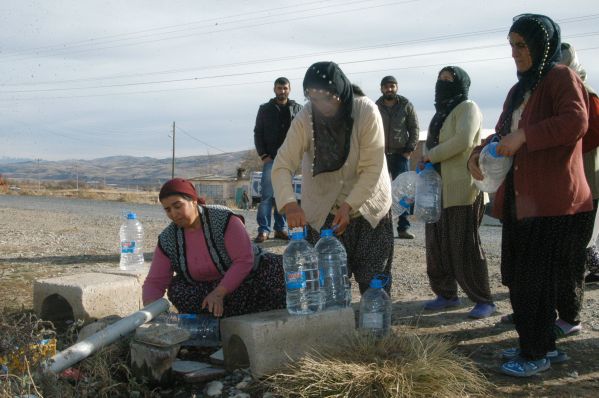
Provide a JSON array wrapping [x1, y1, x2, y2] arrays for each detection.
[[502, 173, 594, 359], [386, 152, 411, 232]]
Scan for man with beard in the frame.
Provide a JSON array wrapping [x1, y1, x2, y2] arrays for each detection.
[[253, 77, 303, 243], [376, 75, 420, 239]]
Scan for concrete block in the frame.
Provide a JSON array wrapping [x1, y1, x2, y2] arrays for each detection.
[[221, 307, 355, 377], [33, 272, 144, 324]]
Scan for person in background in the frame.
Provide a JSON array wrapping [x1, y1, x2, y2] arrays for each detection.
[[468, 14, 593, 377], [272, 61, 394, 295], [253, 77, 303, 243], [560, 43, 599, 285], [142, 178, 286, 317], [421, 66, 495, 319], [376, 75, 420, 239], [241, 189, 250, 210]]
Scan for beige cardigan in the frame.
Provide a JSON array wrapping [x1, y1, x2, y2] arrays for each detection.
[[272, 96, 392, 231], [425, 100, 482, 208]]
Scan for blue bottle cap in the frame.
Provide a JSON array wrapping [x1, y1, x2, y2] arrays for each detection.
[[370, 278, 384, 289], [127, 212, 137, 220], [290, 231, 304, 240], [320, 229, 333, 237], [488, 142, 503, 158], [424, 162, 435, 171]]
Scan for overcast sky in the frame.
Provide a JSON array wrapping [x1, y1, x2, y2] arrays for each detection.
[[1, 0, 598, 161]]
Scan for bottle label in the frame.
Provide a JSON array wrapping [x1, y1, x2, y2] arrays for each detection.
[[121, 240, 136, 254], [285, 271, 306, 289], [362, 313, 384, 329]]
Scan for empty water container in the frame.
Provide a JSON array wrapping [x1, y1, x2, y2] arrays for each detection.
[[414, 163, 442, 223], [391, 170, 418, 215], [473, 141, 513, 193]]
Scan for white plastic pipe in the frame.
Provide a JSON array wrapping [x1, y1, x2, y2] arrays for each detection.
[[44, 298, 170, 374]]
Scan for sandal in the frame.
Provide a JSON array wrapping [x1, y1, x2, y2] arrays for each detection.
[[554, 319, 582, 339], [501, 348, 569, 363], [500, 313, 514, 324], [500, 357, 550, 377]]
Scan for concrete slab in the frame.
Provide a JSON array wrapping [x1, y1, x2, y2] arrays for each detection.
[[33, 272, 145, 324], [221, 307, 355, 377]]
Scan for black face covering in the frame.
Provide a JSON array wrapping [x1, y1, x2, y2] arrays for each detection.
[[303, 61, 354, 177], [426, 66, 471, 151], [496, 14, 562, 136]]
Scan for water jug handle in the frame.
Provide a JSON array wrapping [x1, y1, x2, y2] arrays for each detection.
[[490, 134, 501, 143]]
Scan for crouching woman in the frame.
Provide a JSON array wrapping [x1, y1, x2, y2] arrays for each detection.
[[142, 178, 286, 317]]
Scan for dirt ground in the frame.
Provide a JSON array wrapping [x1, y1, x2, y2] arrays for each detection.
[[1, 197, 598, 397]]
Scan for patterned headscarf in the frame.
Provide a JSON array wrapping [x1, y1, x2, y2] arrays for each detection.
[[560, 42, 595, 95], [303, 61, 354, 176], [497, 14, 562, 136], [426, 66, 471, 150]]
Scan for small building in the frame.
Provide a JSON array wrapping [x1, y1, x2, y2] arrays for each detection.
[[189, 175, 250, 206]]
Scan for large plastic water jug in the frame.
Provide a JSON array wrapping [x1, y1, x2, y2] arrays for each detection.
[[414, 163, 442, 223], [315, 229, 350, 308], [358, 276, 392, 337], [391, 170, 418, 215], [473, 141, 513, 193]]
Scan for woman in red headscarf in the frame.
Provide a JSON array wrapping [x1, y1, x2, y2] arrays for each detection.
[[142, 178, 286, 317]]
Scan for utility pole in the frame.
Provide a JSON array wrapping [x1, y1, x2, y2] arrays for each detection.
[[36, 158, 41, 191], [171, 121, 176, 179]]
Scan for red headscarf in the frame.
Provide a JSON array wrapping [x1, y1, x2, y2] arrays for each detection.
[[159, 178, 205, 204]]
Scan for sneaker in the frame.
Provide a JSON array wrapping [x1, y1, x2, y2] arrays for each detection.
[[554, 319, 582, 339], [468, 303, 496, 319], [501, 357, 550, 377], [424, 296, 461, 310], [501, 348, 569, 364], [396, 230, 415, 239]]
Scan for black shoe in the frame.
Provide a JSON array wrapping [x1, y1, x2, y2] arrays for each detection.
[[396, 230, 415, 239], [585, 273, 599, 284]]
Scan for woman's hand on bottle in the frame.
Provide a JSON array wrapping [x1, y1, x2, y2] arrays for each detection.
[[283, 201, 306, 227], [202, 286, 227, 317], [468, 152, 484, 181], [496, 129, 526, 156], [332, 202, 352, 235]]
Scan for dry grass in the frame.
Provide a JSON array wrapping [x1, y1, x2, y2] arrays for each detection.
[[260, 331, 493, 398]]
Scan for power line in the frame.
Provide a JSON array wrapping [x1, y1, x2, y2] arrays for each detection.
[[3, 13, 598, 89], [3, 0, 417, 61], [175, 125, 228, 154], [4, 30, 599, 94]]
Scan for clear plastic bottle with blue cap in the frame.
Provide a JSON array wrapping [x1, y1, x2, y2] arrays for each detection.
[[358, 275, 392, 337], [315, 228, 350, 309], [414, 162, 442, 223], [283, 227, 324, 315], [391, 170, 418, 216], [473, 140, 513, 193], [119, 212, 145, 270]]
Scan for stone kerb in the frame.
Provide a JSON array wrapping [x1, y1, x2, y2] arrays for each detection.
[[33, 272, 146, 325], [220, 307, 355, 377]]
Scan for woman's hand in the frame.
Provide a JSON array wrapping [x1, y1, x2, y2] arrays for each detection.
[[283, 201, 306, 228], [332, 202, 352, 235], [496, 129, 526, 156], [468, 152, 484, 181], [202, 285, 227, 317]]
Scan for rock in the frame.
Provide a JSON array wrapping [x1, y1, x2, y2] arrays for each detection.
[[235, 380, 249, 390], [568, 370, 579, 378], [185, 367, 227, 384], [262, 393, 276, 398], [205, 380, 224, 396], [210, 347, 224, 365], [172, 360, 212, 374], [134, 323, 191, 347], [231, 393, 250, 398], [76, 315, 122, 342]]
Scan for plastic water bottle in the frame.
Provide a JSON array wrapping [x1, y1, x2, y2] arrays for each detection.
[[359, 276, 392, 337], [391, 170, 418, 215], [315, 229, 350, 309], [283, 227, 324, 315], [414, 163, 442, 223], [119, 212, 145, 270], [155, 313, 220, 347], [473, 141, 513, 193]]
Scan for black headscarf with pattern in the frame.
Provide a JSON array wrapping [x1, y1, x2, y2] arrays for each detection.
[[426, 66, 471, 150], [303, 61, 354, 176], [496, 14, 562, 136]]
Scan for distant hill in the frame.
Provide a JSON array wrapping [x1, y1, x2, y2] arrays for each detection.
[[0, 150, 257, 186]]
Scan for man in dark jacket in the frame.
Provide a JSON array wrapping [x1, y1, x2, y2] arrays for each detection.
[[253, 77, 303, 243], [376, 75, 420, 239]]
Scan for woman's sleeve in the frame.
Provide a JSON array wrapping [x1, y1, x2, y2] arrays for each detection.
[[142, 245, 174, 306], [344, 101, 387, 210], [428, 101, 482, 164], [273, 110, 308, 212], [218, 216, 255, 293], [525, 68, 589, 151]]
